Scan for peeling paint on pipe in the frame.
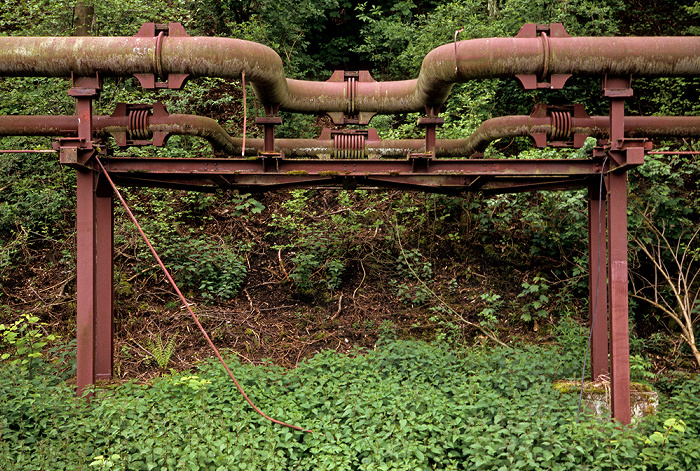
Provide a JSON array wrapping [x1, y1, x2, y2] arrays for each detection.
[[3, 114, 699, 157], [457, 115, 700, 155], [1, 29, 699, 113]]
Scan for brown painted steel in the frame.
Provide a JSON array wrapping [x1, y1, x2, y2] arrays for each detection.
[[3, 114, 700, 158], [605, 76, 632, 425], [76, 168, 96, 397], [607, 170, 632, 425], [95, 187, 114, 381], [1, 28, 700, 113], [99, 156, 602, 176], [94, 157, 602, 195], [588, 181, 609, 380]]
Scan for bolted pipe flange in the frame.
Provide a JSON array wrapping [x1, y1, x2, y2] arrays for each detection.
[[514, 23, 572, 90], [326, 70, 377, 125], [133, 23, 191, 90]]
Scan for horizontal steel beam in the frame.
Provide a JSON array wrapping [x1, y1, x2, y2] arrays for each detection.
[[99, 157, 603, 193], [101, 156, 603, 175]]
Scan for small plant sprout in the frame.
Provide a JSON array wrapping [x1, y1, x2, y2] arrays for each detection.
[[145, 333, 178, 371]]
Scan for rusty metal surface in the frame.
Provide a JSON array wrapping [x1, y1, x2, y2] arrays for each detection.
[[588, 182, 608, 381], [3, 113, 700, 158], [607, 170, 632, 425], [1, 24, 700, 113], [95, 190, 114, 381], [96, 156, 603, 194], [75, 168, 96, 396]]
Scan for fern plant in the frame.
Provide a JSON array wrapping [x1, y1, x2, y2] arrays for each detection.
[[145, 333, 178, 371]]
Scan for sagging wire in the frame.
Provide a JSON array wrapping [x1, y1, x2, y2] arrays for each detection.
[[241, 69, 247, 157], [576, 156, 609, 423], [95, 157, 312, 433]]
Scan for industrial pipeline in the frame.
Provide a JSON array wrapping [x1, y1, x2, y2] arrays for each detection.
[[0, 23, 699, 115]]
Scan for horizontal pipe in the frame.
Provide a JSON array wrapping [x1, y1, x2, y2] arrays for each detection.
[[0, 113, 242, 152], [3, 114, 699, 157], [0, 30, 699, 113], [459, 115, 700, 155], [0, 149, 56, 153]]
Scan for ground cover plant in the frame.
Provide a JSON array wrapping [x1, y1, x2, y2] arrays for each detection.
[[1, 0, 699, 378], [1, 337, 699, 470]]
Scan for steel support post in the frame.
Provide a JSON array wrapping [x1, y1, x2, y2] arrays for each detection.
[[604, 75, 632, 424], [606, 170, 631, 424], [76, 167, 96, 395], [71, 76, 114, 395], [76, 169, 114, 393], [588, 180, 608, 380], [95, 181, 114, 380]]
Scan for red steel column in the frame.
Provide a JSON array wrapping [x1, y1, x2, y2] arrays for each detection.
[[607, 171, 631, 424], [76, 167, 96, 395], [588, 180, 608, 380], [95, 180, 114, 380], [605, 75, 631, 425], [71, 75, 114, 395]]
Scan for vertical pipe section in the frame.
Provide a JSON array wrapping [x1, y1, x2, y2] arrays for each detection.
[[588, 180, 608, 380]]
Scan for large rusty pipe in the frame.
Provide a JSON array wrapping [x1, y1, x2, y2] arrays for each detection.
[[3, 114, 699, 157], [1, 31, 699, 113]]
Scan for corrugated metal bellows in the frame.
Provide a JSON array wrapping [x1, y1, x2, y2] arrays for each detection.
[[332, 129, 367, 159]]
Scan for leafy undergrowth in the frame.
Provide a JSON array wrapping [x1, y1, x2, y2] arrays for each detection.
[[1, 339, 699, 470]]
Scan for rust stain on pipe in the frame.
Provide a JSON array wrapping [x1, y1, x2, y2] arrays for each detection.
[[1, 27, 699, 113], [3, 114, 699, 158]]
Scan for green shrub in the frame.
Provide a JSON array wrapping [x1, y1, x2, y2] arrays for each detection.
[[4, 340, 699, 470]]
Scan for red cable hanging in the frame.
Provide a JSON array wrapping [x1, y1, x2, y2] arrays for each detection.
[[95, 157, 311, 433], [241, 69, 247, 157]]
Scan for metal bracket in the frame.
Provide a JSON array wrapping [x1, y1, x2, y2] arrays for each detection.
[[255, 116, 283, 153], [259, 152, 283, 172], [55, 137, 98, 170], [602, 74, 633, 98], [408, 152, 433, 172], [594, 138, 652, 171], [515, 23, 572, 90], [69, 72, 102, 97], [133, 23, 190, 90], [62, 74, 102, 169], [529, 103, 590, 148], [326, 70, 377, 125], [417, 115, 444, 154]]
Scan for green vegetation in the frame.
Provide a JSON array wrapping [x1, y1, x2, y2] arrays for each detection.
[[2, 338, 700, 470]]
